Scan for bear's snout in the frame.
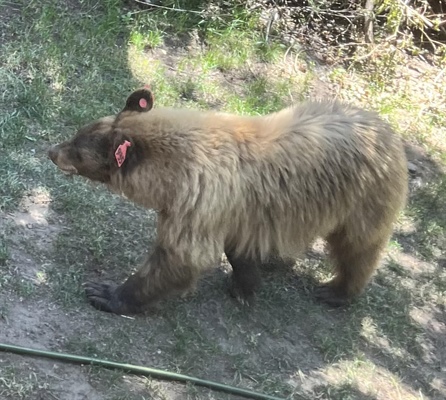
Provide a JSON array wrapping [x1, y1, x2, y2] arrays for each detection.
[[48, 145, 59, 164]]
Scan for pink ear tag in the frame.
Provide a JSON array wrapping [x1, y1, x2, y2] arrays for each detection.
[[139, 98, 148, 108], [115, 140, 132, 167]]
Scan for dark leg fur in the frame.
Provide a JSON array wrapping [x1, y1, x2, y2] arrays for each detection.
[[225, 249, 261, 305], [315, 227, 388, 307], [85, 246, 195, 315]]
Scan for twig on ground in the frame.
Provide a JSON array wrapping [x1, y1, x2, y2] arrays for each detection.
[[133, 0, 204, 15], [265, 9, 280, 42], [364, 0, 375, 43]]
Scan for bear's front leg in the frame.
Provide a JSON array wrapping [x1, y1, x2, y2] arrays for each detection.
[[84, 246, 196, 315]]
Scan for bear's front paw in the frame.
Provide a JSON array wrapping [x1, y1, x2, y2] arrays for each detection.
[[84, 281, 130, 314]]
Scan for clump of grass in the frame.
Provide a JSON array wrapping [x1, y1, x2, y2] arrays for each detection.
[[0, 365, 50, 399], [225, 76, 295, 115], [406, 175, 446, 260], [0, 237, 8, 266], [129, 29, 163, 51], [201, 18, 284, 72]]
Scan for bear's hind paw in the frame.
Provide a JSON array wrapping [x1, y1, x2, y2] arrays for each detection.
[[314, 285, 351, 307]]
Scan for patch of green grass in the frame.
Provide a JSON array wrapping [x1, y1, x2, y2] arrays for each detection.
[[128, 0, 286, 73], [0, 266, 37, 300], [225, 76, 292, 115], [45, 178, 156, 307], [406, 175, 446, 260], [330, 51, 445, 165], [2, 1, 139, 135], [313, 381, 376, 400], [0, 227, 38, 299], [202, 32, 256, 72], [0, 2, 140, 215], [0, 151, 46, 211], [256, 377, 297, 399], [361, 50, 402, 91], [45, 261, 86, 307], [118, 0, 305, 116], [201, 19, 285, 73], [386, 258, 409, 277], [0, 304, 9, 321], [388, 238, 403, 252], [0, 236, 10, 266], [64, 335, 109, 359], [129, 29, 163, 51], [287, 254, 428, 371], [126, 0, 206, 35], [11, 278, 36, 299], [312, 272, 424, 364], [0, 365, 49, 399], [0, 0, 157, 304]]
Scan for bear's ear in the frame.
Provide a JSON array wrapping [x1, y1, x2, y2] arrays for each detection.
[[122, 86, 154, 113], [112, 133, 135, 168], [110, 132, 145, 175]]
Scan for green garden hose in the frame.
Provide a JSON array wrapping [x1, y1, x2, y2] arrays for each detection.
[[0, 342, 293, 400]]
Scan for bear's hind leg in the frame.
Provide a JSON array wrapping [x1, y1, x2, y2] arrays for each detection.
[[225, 249, 261, 305], [315, 227, 390, 307]]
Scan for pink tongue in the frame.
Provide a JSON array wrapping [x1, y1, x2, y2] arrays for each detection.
[[139, 98, 148, 108]]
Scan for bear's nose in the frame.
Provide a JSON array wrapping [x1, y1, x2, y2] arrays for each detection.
[[48, 146, 58, 163]]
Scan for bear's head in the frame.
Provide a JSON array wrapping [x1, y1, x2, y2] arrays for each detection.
[[48, 87, 154, 183]]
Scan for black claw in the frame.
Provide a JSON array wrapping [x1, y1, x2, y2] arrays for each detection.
[[84, 280, 147, 315], [228, 280, 255, 306], [84, 281, 124, 314]]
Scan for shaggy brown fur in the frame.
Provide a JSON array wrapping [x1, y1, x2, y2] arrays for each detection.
[[48, 87, 408, 315]]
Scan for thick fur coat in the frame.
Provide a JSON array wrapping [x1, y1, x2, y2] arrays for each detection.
[[48, 88, 408, 314]]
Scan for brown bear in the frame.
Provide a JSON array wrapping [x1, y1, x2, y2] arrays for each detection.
[[48, 87, 408, 315]]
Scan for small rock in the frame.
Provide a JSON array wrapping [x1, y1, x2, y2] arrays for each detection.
[[407, 161, 418, 175], [26, 223, 33, 229], [410, 177, 423, 190]]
